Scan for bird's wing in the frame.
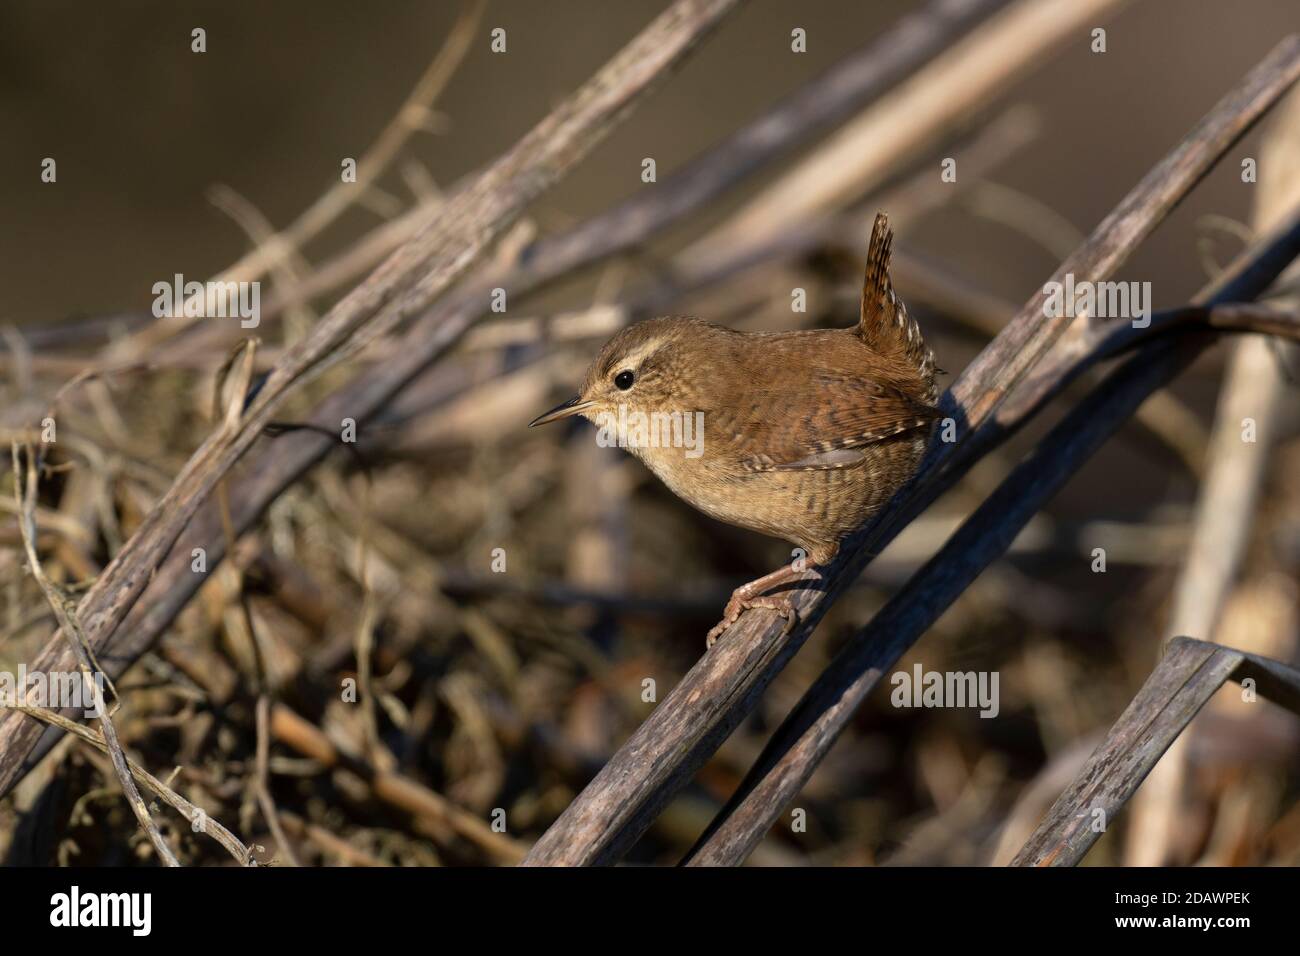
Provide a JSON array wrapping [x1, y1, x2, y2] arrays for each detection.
[[712, 374, 940, 473]]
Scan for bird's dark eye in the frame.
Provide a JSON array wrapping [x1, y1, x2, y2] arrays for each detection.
[[614, 370, 635, 390]]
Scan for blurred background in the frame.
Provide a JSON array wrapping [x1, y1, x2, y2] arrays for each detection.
[[1, 0, 1298, 865]]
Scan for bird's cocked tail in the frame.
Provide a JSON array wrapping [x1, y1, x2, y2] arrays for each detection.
[[857, 213, 938, 401]]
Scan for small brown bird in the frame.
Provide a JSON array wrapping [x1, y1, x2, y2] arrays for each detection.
[[530, 213, 939, 646]]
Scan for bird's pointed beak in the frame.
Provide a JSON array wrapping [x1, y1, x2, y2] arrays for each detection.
[[529, 396, 596, 427]]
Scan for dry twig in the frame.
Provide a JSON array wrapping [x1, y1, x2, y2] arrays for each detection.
[[10, 444, 179, 866], [1011, 638, 1300, 867]]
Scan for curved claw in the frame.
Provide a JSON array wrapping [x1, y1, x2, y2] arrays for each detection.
[[705, 592, 800, 649]]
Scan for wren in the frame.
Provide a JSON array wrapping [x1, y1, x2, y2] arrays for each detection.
[[530, 213, 939, 647]]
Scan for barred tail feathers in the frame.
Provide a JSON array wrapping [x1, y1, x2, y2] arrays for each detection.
[[857, 212, 937, 399]]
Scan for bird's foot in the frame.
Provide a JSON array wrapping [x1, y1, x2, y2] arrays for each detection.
[[704, 566, 820, 649], [706, 594, 798, 649]]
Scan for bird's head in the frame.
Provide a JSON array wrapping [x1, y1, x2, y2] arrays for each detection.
[[528, 316, 721, 429]]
